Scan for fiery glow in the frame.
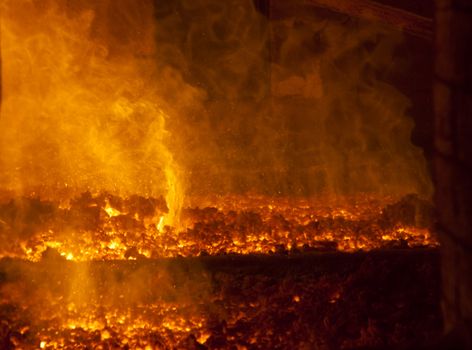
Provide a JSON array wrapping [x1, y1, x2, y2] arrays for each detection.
[[104, 202, 121, 218], [0, 243, 440, 349], [0, 192, 437, 262], [0, 0, 184, 227], [29, 301, 210, 349], [157, 141, 184, 231], [0, 0, 439, 348]]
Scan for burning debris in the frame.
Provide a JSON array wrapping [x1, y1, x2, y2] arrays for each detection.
[[0, 249, 441, 349], [0, 192, 437, 261], [0, 0, 442, 348]]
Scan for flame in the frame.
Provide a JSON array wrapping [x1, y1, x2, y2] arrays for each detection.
[[0, 1, 439, 348], [0, 192, 437, 262], [162, 163, 184, 230], [104, 202, 121, 218], [151, 112, 184, 232], [157, 215, 166, 232]]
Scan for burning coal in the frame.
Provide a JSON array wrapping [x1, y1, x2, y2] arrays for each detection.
[[0, 191, 437, 261], [0, 0, 439, 349]]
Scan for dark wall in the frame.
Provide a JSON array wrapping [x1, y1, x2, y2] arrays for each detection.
[[434, 0, 472, 344]]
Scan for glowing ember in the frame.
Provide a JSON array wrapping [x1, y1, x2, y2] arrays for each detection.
[[0, 0, 440, 347], [0, 250, 441, 349], [0, 192, 437, 262], [104, 202, 122, 218]]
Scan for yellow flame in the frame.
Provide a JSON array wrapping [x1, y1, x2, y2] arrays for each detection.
[[157, 215, 165, 232], [104, 203, 121, 218], [149, 110, 184, 232]]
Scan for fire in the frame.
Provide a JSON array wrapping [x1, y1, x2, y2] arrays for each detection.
[[104, 202, 121, 218], [0, 192, 437, 262], [156, 138, 184, 232], [0, 1, 440, 348], [157, 215, 166, 232], [33, 303, 209, 349]]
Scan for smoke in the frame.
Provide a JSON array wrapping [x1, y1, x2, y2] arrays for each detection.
[[270, 11, 433, 198], [152, 0, 432, 199], [0, 0, 175, 208], [0, 0, 432, 211]]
